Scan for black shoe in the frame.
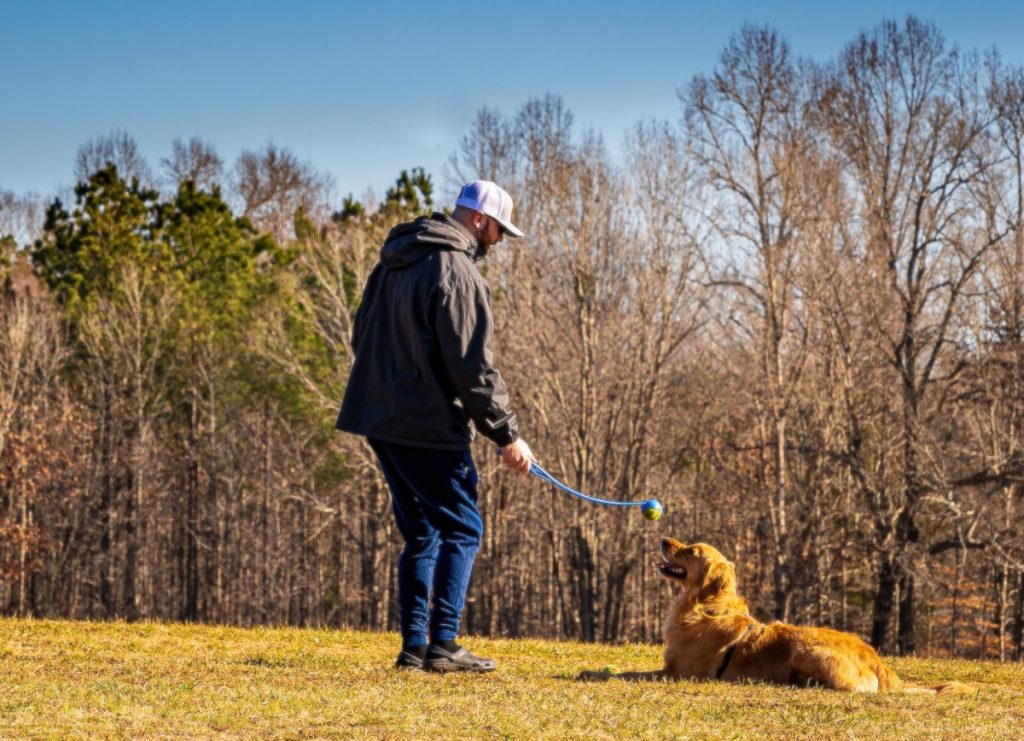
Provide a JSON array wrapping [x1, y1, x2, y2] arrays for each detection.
[[395, 649, 426, 670], [424, 643, 497, 673]]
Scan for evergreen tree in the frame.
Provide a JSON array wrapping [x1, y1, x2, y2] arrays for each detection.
[[377, 167, 433, 222], [33, 165, 162, 313]]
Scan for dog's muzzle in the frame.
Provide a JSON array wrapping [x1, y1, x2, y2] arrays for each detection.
[[658, 562, 687, 579]]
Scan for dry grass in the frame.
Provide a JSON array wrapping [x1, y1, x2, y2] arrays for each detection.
[[1, 617, 1022, 739]]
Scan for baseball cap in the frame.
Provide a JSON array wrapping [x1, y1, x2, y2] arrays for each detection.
[[455, 180, 525, 238]]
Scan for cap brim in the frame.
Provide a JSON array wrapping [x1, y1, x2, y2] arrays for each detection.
[[495, 217, 525, 238]]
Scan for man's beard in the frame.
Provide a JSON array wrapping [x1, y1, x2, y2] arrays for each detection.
[[473, 225, 490, 261]]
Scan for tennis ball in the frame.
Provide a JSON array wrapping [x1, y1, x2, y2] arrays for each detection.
[[641, 499, 663, 521]]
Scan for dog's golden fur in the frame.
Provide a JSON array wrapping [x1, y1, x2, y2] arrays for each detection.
[[580, 539, 969, 693]]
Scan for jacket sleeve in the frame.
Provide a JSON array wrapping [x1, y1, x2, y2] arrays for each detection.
[[436, 276, 519, 447]]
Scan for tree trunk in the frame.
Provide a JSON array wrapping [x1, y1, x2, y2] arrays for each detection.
[[122, 468, 138, 620], [98, 384, 113, 617], [261, 400, 272, 623], [205, 382, 220, 620], [897, 571, 915, 655], [184, 386, 199, 621], [772, 386, 790, 623], [571, 521, 597, 641], [895, 382, 922, 656], [17, 480, 29, 616], [773, 559, 792, 623], [1012, 571, 1023, 662], [601, 560, 632, 642], [996, 564, 1008, 662], [871, 554, 897, 651], [951, 552, 962, 656], [123, 379, 146, 621]]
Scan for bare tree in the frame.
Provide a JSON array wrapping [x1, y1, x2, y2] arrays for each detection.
[[78, 264, 179, 619], [943, 59, 1024, 660], [0, 288, 63, 474], [232, 143, 332, 243], [0, 284, 65, 615], [685, 25, 834, 621], [75, 130, 153, 186], [444, 107, 520, 194], [817, 16, 1005, 654], [160, 137, 223, 193], [0, 190, 43, 249]]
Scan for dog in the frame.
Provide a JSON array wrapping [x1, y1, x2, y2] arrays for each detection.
[[579, 538, 969, 693]]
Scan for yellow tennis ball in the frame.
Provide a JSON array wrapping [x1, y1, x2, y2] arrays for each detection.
[[641, 499, 663, 521]]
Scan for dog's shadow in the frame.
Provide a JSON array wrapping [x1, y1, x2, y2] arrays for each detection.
[[551, 670, 611, 682], [559, 669, 674, 683]]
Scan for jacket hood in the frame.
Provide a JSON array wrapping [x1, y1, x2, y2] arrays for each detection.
[[379, 212, 477, 269]]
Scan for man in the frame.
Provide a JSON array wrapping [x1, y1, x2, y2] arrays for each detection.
[[336, 180, 534, 673]]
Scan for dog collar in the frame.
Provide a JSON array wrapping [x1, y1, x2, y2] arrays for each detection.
[[715, 621, 755, 679]]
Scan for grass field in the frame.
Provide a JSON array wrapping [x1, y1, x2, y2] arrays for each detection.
[[1, 617, 1022, 739]]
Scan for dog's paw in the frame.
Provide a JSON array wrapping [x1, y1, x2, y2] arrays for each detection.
[[576, 669, 615, 682]]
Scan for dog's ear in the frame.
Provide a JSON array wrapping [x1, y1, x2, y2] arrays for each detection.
[[699, 560, 735, 601]]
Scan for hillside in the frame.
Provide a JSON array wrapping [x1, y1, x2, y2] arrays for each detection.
[[1, 618, 1022, 739]]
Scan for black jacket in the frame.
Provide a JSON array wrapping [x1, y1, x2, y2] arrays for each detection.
[[335, 212, 519, 450]]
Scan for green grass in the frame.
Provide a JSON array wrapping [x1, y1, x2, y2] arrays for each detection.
[[1, 618, 1022, 739]]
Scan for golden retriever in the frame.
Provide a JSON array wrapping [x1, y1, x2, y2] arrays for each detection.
[[579, 538, 968, 693]]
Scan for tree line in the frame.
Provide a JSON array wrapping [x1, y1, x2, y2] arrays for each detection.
[[3, 16, 1024, 659]]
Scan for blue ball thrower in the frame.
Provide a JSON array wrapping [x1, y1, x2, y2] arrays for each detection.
[[499, 450, 664, 520]]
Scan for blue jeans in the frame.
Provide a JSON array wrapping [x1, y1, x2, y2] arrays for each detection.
[[368, 438, 483, 646]]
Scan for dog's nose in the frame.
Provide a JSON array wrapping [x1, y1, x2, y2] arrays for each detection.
[[661, 538, 672, 550]]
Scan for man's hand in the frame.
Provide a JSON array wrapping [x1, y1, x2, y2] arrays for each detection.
[[501, 439, 534, 474]]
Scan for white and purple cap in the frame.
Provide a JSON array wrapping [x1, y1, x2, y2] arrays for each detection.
[[455, 180, 525, 238]]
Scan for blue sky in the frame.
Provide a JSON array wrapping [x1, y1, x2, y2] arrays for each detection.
[[3, 1, 1023, 206]]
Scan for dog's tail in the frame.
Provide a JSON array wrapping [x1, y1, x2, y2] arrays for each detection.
[[901, 681, 975, 695]]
